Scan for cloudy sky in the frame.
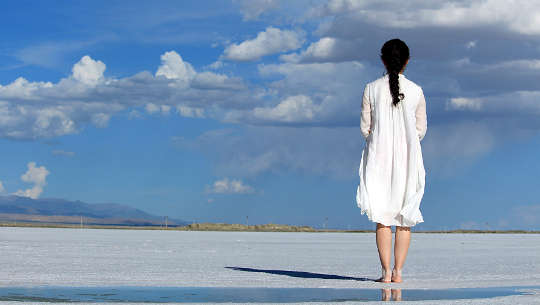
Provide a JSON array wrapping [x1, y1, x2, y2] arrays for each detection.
[[1, 0, 539, 230]]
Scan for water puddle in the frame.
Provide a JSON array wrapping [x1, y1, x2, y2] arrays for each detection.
[[0, 285, 536, 303]]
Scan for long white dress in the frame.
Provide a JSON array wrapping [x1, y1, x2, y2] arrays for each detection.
[[356, 73, 427, 227]]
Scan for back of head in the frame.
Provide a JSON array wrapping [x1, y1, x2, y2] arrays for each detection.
[[380, 39, 410, 106]]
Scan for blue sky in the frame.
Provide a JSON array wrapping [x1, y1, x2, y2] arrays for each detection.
[[1, 0, 539, 230]]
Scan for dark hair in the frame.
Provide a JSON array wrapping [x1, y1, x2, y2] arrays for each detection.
[[380, 39, 410, 106]]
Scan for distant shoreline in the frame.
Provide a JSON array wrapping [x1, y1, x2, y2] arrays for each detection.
[[1, 221, 538, 233]]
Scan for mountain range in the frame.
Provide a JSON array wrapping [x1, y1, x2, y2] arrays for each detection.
[[0, 195, 188, 226]]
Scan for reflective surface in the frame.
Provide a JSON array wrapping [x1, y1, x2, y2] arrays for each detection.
[[0, 285, 536, 303]]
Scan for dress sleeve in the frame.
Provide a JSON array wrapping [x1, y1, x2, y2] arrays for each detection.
[[360, 84, 371, 139], [416, 88, 427, 141]]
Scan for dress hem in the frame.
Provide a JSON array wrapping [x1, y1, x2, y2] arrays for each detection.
[[360, 208, 424, 227]]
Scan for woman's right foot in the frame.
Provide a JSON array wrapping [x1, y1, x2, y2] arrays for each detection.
[[391, 268, 402, 283], [376, 269, 392, 283]]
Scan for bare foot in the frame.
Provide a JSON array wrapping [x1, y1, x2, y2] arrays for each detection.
[[375, 269, 392, 283], [391, 268, 402, 283]]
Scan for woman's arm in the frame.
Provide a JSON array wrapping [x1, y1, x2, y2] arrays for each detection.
[[416, 89, 427, 141], [360, 84, 371, 139]]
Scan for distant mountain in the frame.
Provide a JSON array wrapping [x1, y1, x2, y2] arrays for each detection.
[[0, 195, 188, 226]]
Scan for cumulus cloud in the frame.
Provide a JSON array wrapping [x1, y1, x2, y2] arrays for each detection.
[[0, 76, 53, 99], [205, 177, 255, 194], [71, 55, 106, 86], [13, 162, 50, 199], [0, 51, 247, 139], [222, 26, 305, 61], [155, 51, 196, 86]]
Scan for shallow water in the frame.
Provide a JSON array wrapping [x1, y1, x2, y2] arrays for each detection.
[[0, 285, 537, 303]]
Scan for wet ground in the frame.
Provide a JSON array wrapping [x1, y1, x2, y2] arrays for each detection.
[[0, 227, 539, 304]]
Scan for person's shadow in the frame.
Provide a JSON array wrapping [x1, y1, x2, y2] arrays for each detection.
[[225, 266, 375, 281]]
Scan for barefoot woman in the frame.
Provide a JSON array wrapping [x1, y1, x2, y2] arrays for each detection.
[[356, 38, 427, 283]]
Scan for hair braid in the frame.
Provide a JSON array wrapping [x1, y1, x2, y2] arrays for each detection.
[[380, 39, 410, 106]]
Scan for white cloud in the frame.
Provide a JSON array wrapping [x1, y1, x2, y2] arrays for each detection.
[[451, 58, 540, 73], [176, 105, 205, 118], [280, 37, 359, 63], [91, 112, 111, 127], [0, 181, 4, 193], [447, 97, 483, 111], [145, 103, 160, 114], [13, 162, 50, 199], [205, 177, 255, 194], [234, 0, 280, 21], [155, 51, 196, 86], [71, 55, 106, 86], [446, 91, 540, 115], [253, 95, 317, 122], [128, 110, 142, 119], [0, 102, 79, 139], [281, 37, 336, 61], [192, 71, 245, 90], [145, 103, 171, 115], [0, 77, 53, 99], [206, 60, 223, 70], [0, 51, 247, 140], [221, 60, 369, 126], [224, 95, 322, 124], [310, 0, 540, 35], [222, 26, 305, 61], [466, 40, 477, 49]]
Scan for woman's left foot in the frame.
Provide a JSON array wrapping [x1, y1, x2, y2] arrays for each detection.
[[375, 269, 392, 283]]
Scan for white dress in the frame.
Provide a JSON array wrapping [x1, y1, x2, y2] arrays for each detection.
[[356, 73, 427, 227]]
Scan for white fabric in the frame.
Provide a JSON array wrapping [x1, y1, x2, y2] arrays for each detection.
[[356, 73, 427, 227]]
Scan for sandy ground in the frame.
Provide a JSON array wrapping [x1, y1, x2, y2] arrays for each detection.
[[0, 227, 539, 304]]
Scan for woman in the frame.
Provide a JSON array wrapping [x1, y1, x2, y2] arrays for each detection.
[[356, 38, 427, 283]]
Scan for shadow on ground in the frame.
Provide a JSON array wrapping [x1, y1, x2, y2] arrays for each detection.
[[225, 266, 375, 281]]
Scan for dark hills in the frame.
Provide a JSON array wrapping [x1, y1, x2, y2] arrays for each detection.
[[0, 195, 187, 226]]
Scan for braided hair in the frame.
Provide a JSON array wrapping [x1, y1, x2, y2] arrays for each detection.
[[380, 39, 410, 106]]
